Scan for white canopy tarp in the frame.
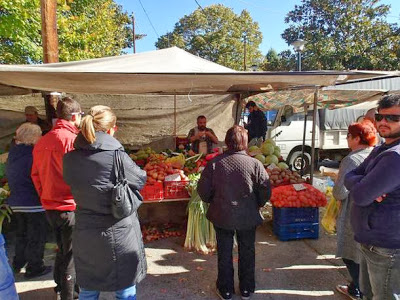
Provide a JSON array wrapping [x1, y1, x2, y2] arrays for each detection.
[[0, 47, 396, 96]]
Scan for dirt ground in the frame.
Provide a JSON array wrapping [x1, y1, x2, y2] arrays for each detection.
[[5, 208, 351, 300]]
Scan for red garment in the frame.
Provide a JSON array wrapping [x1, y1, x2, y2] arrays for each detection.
[[31, 119, 79, 211]]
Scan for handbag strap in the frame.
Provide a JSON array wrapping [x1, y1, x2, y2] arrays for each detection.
[[114, 150, 126, 182]]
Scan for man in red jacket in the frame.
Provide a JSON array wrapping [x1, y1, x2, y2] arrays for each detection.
[[32, 97, 83, 300]]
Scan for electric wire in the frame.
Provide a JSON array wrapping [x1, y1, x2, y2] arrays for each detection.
[[137, 0, 159, 38]]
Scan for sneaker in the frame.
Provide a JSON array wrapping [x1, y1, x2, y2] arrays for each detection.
[[24, 265, 52, 279], [241, 290, 251, 300], [336, 285, 362, 300], [216, 287, 233, 300]]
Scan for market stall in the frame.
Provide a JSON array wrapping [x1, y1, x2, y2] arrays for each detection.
[[0, 47, 399, 247]]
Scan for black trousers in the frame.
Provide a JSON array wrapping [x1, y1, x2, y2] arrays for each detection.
[[46, 210, 77, 300], [13, 212, 47, 272], [214, 226, 256, 294], [342, 258, 360, 291]]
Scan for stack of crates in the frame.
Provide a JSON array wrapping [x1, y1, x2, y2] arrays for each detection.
[[273, 207, 319, 241]]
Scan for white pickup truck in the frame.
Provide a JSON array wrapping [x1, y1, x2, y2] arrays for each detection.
[[268, 105, 371, 171]]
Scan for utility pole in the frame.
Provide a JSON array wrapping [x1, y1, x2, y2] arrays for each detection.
[[132, 13, 136, 54], [243, 35, 247, 71], [40, 0, 60, 124]]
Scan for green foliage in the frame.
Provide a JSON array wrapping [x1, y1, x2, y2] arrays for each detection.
[[281, 0, 400, 70], [261, 48, 297, 71], [155, 4, 263, 71], [0, 0, 132, 64]]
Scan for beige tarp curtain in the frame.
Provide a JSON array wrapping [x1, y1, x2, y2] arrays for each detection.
[[0, 93, 237, 151]]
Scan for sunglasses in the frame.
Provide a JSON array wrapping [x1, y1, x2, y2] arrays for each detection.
[[71, 112, 85, 116], [375, 113, 400, 122]]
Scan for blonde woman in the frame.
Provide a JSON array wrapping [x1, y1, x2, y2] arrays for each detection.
[[6, 123, 51, 278], [63, 106, 147, 300]]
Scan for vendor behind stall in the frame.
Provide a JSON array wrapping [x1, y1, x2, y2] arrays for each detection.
[[187, 115, 218, 155]]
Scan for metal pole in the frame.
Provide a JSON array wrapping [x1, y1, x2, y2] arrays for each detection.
[[132, 14, 136, 54], [297, 51, 302, 72], [174, 93, 177, 148], [300, 104, 308, 176], [310, 88, 319, 184]]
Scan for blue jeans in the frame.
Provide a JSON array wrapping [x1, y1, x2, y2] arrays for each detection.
[[79, 285, 136, 300], [0, 234, 18, 300], [359, 244, 400, 300]]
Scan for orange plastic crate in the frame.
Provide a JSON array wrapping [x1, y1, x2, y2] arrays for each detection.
[[141, 182, 164, 201], [164, 181, 190, 199]]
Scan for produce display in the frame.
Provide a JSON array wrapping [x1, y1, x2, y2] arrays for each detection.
[[248, 139, 284, 166], [270, 184, 327, 208], [141, 223, 185, 243], [266, 167, 305, 187]]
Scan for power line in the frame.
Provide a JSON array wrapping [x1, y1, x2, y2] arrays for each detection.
[[138, 0, 159, 38], [194, 0, 206, 14]]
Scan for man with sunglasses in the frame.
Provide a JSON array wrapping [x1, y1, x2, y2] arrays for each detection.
[[32, 97, 83, 300], [345, 94, 400, 300]]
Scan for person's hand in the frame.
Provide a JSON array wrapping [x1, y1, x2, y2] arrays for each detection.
[[376, 194, 387, 203], [198, 131, 206, 139]]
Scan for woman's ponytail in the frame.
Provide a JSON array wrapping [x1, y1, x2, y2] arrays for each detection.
[[80, 106, 116, 144], [81, 114, 96, 144]]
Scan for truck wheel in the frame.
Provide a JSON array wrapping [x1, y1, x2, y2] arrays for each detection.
[[288, 150, 311, 173]]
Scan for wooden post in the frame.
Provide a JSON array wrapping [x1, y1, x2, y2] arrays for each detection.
[[40, 0, 59, 123], [132, 14, 136, 54]]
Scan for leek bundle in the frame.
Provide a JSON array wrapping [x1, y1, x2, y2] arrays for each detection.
[[184, 173, 216, 254]]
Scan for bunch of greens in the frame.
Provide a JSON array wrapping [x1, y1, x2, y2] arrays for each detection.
[[184, 173, 216, 254]]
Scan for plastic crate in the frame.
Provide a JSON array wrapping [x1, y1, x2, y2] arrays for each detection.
[[273, 222, 319, 241], [140, 182, 164, 201], [164, 181, 190, 199], [273, 207, 319, 225]]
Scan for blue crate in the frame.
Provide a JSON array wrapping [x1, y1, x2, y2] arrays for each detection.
[[273, 207, 319, 225], [273, 222, 319, 241]]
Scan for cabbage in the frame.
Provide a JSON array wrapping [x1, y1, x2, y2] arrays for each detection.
[[254, 154, 265, 164], [265, 155, 279, 165], [261, 143, 275, 156], [273, 146, 281, 157], [248, 145, 260, 152], [277, 162, 289, 170], [264, 139, 276, 146]]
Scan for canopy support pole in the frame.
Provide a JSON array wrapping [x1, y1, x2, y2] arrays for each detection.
[[234, 94, 242, 125], [310, 87, 319, 184], [300, 104, 308, 176], [174, 93, 177, 149]]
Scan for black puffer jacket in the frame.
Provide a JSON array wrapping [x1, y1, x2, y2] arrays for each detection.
[[197, 150, 271, 230], [63, 132, 147, 291]]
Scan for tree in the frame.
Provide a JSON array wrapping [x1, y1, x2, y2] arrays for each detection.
[[282, 0, 400, 70], [0, 0, 133, 64], [261, 48, 297, 71], [155, 4, 263, 71]]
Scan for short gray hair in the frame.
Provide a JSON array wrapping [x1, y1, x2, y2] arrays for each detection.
[[15, 123, 42, 145]]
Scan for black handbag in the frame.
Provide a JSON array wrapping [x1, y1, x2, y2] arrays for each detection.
[[111, 150, 143, 219]]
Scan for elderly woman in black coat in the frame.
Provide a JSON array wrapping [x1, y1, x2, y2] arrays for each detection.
[[197, 125, 271, 300], [63, 105, 147, 300]]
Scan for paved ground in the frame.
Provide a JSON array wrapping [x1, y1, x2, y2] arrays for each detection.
[[5, 209, 351, 300]]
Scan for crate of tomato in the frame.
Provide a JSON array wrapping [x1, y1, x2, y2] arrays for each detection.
[[270, 183, 327, 241]]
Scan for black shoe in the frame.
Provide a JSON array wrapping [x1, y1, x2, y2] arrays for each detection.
[[24, 265, 52, 279], [12, 266, 21, 274], [336, 285, 362, 300], [241, 290, 251, 300], [216, 287, 233, 300]]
